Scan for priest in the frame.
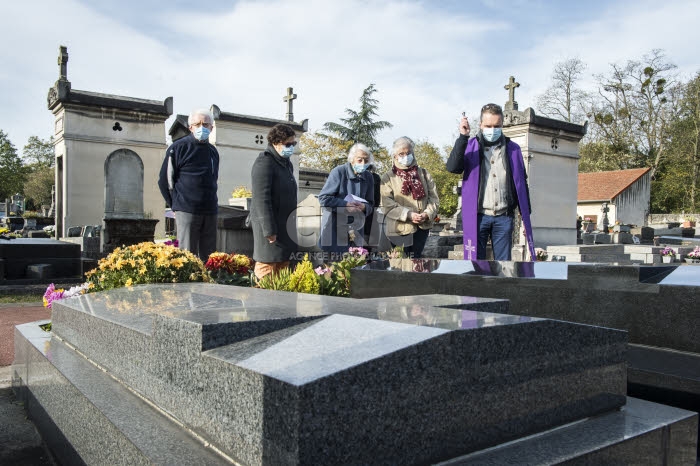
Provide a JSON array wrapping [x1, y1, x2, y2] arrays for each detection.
[[446, 103, 535, 261]]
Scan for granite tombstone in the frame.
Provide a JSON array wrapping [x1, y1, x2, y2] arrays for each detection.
[[12, 283, 697, 465]]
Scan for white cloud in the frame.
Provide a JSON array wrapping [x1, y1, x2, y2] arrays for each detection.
[[0, 0, 699, 158]]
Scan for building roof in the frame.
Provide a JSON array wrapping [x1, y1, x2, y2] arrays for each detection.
[[577, 167, 651, 202], [168, 114, 190, 137], [48, 86, 173, 117]]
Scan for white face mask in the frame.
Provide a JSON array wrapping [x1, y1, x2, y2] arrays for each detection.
[[397, 153, 414, 166], [482, 127, 502, 142]]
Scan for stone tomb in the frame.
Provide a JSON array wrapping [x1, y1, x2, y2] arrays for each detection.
[[352, 259, 700, 457], [13, 284, 697, 464], [0, 238, 81, 281], [47, 46, 171, 239]]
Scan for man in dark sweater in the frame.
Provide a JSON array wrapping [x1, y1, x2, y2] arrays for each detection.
[[158, 109, 220, 261]]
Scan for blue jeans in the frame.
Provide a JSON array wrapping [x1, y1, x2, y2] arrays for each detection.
[[477, 213, 513, 260]]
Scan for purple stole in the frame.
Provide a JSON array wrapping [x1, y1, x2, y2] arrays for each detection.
[[461, 138, 535, 261]]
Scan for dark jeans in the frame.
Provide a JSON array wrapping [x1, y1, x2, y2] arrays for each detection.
[[390, 228, 430, 258], [477, 213, 513, 260], [175, 211, 217, 261]]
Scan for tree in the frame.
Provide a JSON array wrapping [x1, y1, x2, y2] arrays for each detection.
[[23, 136, 54, 168], [587, 50, 679, 178], [322, 83, 393, 152], [413, 141, 461, 217], [0, 130, 26, 201], [536, 57, 588, 123], [651, 72, 700, 212], [23, 166, 55, 210], [299, 131, 353, 172], [578, 141, 636, 173]]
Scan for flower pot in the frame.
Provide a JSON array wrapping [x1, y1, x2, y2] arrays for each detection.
[[685, 258, 700, 264], [661, 255, 674, 264], [682, 221, 696, 228], [229, 197, 252, 211]]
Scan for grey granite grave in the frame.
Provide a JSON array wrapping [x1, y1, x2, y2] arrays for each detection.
[[13, 283, 697, 464]]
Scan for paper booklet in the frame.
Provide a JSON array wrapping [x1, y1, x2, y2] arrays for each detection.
[[344, 194, 367, 203]]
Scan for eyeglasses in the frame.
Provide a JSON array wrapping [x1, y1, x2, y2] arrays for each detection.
[[283, 141, 298, 148], [190, 121, 213, 129]]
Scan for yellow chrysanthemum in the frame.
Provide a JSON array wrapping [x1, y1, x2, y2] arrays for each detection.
[[170, 257, 185, 268]]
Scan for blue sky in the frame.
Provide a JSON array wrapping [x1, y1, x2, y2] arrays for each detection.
[[2, 0, 700, 156]]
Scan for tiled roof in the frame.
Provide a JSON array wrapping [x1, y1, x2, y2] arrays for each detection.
[[578, 168, 651, 202]]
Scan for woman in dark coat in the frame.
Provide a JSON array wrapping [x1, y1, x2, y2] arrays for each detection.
[[250, 124, 298, 279], [318, 143, 375, 259]]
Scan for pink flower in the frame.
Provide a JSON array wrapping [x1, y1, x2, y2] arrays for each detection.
[[348, 247, 368, 256], [43, 283, 65, 309], [314, 266, 331, 276]]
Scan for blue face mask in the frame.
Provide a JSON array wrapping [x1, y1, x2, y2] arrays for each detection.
[[397, 153, 414, 166], [193, 126, 210, 141], [482, 127, 502, 142], [280, 145, 295, 158], [353, 163, 367, 174]]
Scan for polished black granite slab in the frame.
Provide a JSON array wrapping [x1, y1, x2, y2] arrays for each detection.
[[443, 397, 697, 465], [33, 283, 629, 465], [352, 261, 700, 355], [367, 258, 569, 279], [367, 257, 700, 286], [654, 265, 700, 286]]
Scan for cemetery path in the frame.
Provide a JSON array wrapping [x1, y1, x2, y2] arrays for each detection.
[[0, 303, 49, 367]]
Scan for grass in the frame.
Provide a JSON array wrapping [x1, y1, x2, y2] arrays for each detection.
[[0, 294, 45, 304]]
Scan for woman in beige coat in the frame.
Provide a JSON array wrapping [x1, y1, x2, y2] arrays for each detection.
[[380, 136, 439, 258]]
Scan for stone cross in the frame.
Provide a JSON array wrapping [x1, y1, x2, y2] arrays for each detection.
[[464, 239, 476, 260], [48, 185, 56, 218], [504, 76, 520, 111], [283, 87, 297, 122], [601, 202, 610, 233], [58, 45, 68, 81]]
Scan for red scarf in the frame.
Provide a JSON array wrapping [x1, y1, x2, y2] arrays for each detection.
[[392, 165, 426, 200]]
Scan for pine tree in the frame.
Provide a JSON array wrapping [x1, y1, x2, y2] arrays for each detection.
[[322, 83, 393, 152]]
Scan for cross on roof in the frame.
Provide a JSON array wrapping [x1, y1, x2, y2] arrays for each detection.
[[504, 76, 520, 111], [283, 87, 297, 122], [58, 45, 68, 81]]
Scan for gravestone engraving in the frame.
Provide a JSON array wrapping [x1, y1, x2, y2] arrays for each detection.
[[104, 149, 144, 219]]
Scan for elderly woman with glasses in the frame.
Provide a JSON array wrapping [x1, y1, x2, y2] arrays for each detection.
[[380, 136, 439, 258], [250, 124, 299, 279], [318, 143, 375, 258]]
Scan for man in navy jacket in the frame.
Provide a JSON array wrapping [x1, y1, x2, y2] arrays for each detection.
[[158, 109, 219, 261]]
